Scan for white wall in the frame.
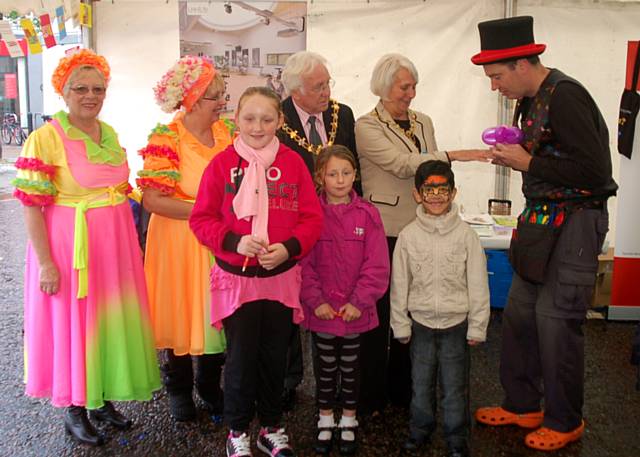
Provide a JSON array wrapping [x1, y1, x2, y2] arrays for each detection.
[[94, 1, 180, 173]]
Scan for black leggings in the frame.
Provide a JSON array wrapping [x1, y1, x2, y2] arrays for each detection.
[[313, 332, 362, 410]]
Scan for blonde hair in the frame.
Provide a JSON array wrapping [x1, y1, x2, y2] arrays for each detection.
[[370, 53, 419, 100], [313, 145, 357, 192], [203, 73, 225, 98], [236, 86, 282, 116]]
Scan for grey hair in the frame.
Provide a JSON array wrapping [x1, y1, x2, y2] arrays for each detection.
[[370, 53, 419, 100], [282, 51, 328, 95], [62, 65, 106, 97]]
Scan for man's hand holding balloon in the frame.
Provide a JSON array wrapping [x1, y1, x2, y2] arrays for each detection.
[[482, 125, 532, 172]]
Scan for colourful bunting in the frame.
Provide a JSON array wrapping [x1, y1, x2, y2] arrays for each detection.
[[20, 18, 43, 55], [79, 3, 92, 28], [0, 21, 24, 57], [56, 6, 67, 41], [0, 39, 28, 58], [39, 14, 58, 48]]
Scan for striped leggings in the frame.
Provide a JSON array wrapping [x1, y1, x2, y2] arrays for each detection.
[[313, 332, 362, 410]]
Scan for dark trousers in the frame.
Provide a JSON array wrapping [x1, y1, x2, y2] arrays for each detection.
[[313, 332, 362, 411], [500, 208, 608, 432], [409, 320, 470, 450], [223, 299, 293, 431], [359, 236, 411, 413], [161, 350, 224, 403], [284, 324, 304, 390]]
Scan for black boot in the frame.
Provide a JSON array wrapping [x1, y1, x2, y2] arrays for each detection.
[[162, 350, 197, 421], [168, 391, 197, 422], [89, 401, 132, 430], [195, 353, 225, 416], [64, 406, 105, 446]]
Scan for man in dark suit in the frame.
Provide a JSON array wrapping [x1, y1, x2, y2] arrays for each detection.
[[279, 51, 360, 192], [277, 51, 360, 411]]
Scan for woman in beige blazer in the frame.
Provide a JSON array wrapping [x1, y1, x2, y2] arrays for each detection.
[[355, 53, 490, 416]]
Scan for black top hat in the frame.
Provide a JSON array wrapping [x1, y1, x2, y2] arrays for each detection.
[[471, 16, 546, 65]]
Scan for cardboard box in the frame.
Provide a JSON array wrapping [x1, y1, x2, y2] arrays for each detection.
[[591, 247, 614, 307]]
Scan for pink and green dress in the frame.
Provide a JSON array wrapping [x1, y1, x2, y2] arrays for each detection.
[[13, 111, 161, 410]]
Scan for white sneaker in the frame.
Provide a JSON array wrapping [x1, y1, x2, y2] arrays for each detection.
[[226, 430, 252, 457], [256, 426, 294, 456]]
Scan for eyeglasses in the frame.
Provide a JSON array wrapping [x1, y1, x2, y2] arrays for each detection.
[[421, 185, 452, 198], [202, 93, 224, 102], [70, 86, 106, 96], [306, 79, 335, 95]]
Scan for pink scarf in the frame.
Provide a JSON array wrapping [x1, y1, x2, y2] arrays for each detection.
[[232, 135, 280, 244]]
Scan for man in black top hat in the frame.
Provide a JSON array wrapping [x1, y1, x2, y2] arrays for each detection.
[[471, 15, 617, 452]]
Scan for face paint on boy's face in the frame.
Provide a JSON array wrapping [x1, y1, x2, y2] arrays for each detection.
[[417, 174, 455, 216], [420, 184, 452, 200], [420, 175, 451, 200]]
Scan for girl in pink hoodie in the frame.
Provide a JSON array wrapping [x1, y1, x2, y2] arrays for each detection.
[[300, 145, 390, 455], [190, 87, 323, 457]]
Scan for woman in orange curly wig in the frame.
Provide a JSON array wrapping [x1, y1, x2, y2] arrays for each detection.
[[137, 56, 234, 422], [13, 49, 160, 446]]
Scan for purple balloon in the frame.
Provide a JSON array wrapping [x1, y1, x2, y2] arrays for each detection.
[[482, 125, 523, 145]]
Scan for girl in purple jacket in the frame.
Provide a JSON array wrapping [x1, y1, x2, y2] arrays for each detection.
[[301, 145, 390, 455]]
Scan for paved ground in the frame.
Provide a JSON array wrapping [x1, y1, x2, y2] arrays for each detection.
[[0, 148, 639, 456]]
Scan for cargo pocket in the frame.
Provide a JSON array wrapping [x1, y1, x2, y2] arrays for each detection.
[[554, 264, 597, 314]]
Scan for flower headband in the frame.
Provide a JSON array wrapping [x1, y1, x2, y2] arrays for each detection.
[[153, 56, 217, 113], [51, 49, 111, 96]]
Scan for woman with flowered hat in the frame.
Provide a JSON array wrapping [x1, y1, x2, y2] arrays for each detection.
[[138, 56, 233, 422], [13, 49, 161, 446]]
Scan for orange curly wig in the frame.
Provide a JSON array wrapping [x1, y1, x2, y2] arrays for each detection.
[[52, 49, 111, 96]]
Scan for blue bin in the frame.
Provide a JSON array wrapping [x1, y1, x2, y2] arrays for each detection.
[[485, 249, 513, 309]]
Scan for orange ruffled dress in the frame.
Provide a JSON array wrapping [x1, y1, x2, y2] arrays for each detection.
[[137, 114, 234, 355]]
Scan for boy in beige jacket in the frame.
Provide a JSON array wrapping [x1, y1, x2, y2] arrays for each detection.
[[390, 160, 490, 457]]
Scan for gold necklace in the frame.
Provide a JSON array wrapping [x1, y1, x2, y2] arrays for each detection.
[[373, 108, 417, 143], [281, 99, 340, 155]]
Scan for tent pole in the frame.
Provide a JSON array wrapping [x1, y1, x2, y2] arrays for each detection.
[[494, 0, 516, 204]]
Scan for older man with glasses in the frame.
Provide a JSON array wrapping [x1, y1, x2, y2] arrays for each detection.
[[277, 51, 360, 412]]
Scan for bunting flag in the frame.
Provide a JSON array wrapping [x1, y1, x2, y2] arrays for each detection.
[[79, 3, 92, 28], [0, 39, 28, 58], [55, 6, 67, 41], [20, 18, 43, 55], [67, 0, 81, 29], [0, 21, 25, 57], [39, 14, 58, 48]]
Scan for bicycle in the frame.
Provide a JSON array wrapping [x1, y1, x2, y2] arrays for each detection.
[[2, 113, 27, 146]]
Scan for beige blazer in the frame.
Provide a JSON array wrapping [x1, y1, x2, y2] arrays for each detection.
[[355, 100, 449, 237]]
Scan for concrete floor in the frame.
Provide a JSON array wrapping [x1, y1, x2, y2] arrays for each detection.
[[0, 159, 639, 456]]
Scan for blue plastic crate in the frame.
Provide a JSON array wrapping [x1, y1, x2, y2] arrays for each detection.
[[485, 249, 513, 309]]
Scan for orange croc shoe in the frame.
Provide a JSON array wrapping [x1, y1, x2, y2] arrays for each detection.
[[525, 421, 585, 451], [475, 406, 543, 428]]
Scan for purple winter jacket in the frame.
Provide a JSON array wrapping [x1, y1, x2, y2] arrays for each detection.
[[301, 191, 390, 336]]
